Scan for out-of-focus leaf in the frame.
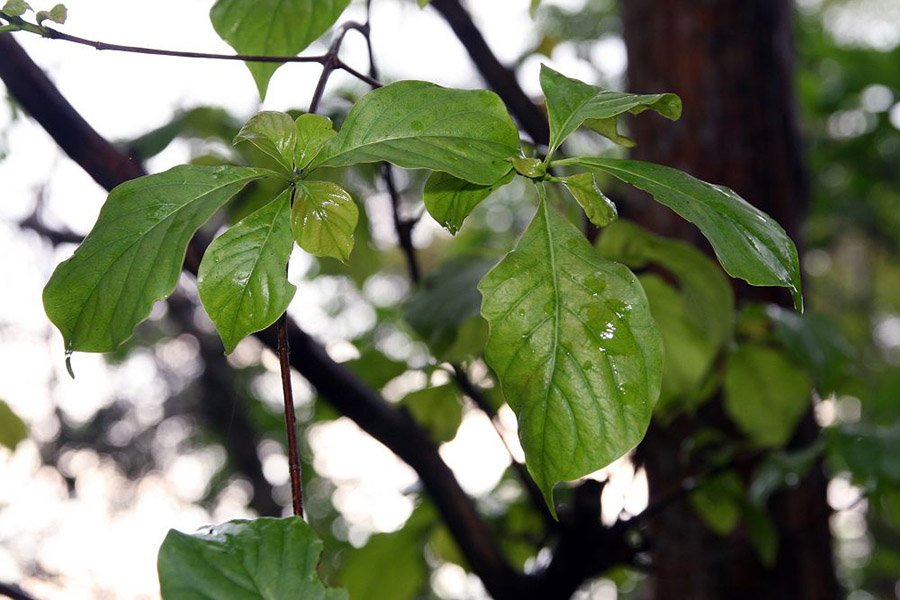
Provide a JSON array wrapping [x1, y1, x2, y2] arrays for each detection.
[[0, 399, 27, 450], [343, 348, 406, 390], [724, 344, 812, 447], [690, 471, 743, 535], [423, 170, 513, 234], [749, 441, 824, 506], [399, 384, 463, 442], [828, 424, 900, 486], [404, 255, 495, 358], [124, 107, 242, 162]]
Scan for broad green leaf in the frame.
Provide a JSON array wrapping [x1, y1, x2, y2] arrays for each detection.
[[404, 255, 496, 357], [423, 170, 513, 234], [234, 111, 296, 173], [689, 471, 743, 535], [1, 0, 31, 17], [724, 344, 812, 447], [291, 181, 358, 262], [539, 65, 681, 156], [560, 172, 617, 227], [35, 2, 64, 24], [399, 385, 463, 442], [125, 107, 241, 162], [43, 165, 270, 353], [294, 114, 336, 171], [479, 199, 663, 512], [210, 0, 351, 99], [511, 157, 545, 179], [0, 399, 27, 450], [555, 157, 803, 310], [198, 192, 295, 353], [158, 517, 346, 600], [338, 506, 433, 600], [312, 81, 520, 185]]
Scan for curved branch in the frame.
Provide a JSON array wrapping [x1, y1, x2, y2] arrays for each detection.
[[0, 33, 524, 599]]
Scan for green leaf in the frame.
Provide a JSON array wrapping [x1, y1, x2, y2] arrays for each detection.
[[343, 348, 407, 390], [638, 276, 721, 415], [479, 199, 663, 513], [2, 0, 31, 17], [399, 385, 463, 442], [35, 2, 64, 24], [559, 172, 617, 227], [539, 64, 681, 156], [404, 255, 495, 358], [294, 114, 336, 171], [312, 81, 520, 185], [234, 111, 297, 174], [555, 157, 803, 310], [417, 0, 430, 7], [724, 344, 812, 447], [829, 424, 900, 485], [125, 107, 241, 162], [0, 399, 27, 450], [423, 170, 513, 234], [596, 220, 734, 351], [198, 191, 295, 353], [209, 0, 351, 99], [743, 503, 778, 567], [43, 165, 270, 353], [597, 220, 734, 414], [529, 0, 541, 18], [337, 506, 432, 600], [511, 157, 545, 179], [291, 181, 358, 262], [749, 442, 824, 506], [690, 471, 743, 535], [158, 517, 346, 600]]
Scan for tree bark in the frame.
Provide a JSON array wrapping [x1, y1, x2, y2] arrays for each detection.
[[621, 1, 838, 598]]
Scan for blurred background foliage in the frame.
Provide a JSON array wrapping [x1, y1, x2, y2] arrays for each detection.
[[1, 0, 898, 598]]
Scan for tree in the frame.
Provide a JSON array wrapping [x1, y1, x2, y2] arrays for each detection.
[[1, 1, 896, 598]]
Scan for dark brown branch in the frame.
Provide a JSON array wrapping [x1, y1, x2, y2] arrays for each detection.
[[429, 0, 549, 146], [0, 582, 39, 600], [0, 34, 524, 599]]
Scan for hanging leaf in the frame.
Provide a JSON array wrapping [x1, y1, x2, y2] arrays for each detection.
[[234, 111, 297, 174], [559, 172, 618, 227], [35, 2, 65, 24], [210, 0, 351, 99], [291, 181, 358, 262], [555, 157, 803, 310], [724, 344, 812, 447], [689, 471, 744, 535], [404, 255, 496, 357], [479, 199, 663, 513], [311, 81, 520, 185], [540, 65, 681, 156], [158, 517, 347, 600], [294, 113, 336, 171], [43, 165, 271, 353], [423, 170, 513, 234], [198, 191, 295, 353]]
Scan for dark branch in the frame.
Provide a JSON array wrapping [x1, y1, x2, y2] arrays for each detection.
[[429, 0, 549, 146], [0, 581, 39, 600], [0, 34, 524, 598]]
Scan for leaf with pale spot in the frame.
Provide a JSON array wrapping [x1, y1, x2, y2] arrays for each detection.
[[479, 199, 662, 514]]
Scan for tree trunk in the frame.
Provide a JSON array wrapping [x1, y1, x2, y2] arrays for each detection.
[[620, 1, 839, 598]]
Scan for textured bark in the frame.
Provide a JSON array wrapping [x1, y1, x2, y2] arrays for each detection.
[[621, 2, 838, 598]]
